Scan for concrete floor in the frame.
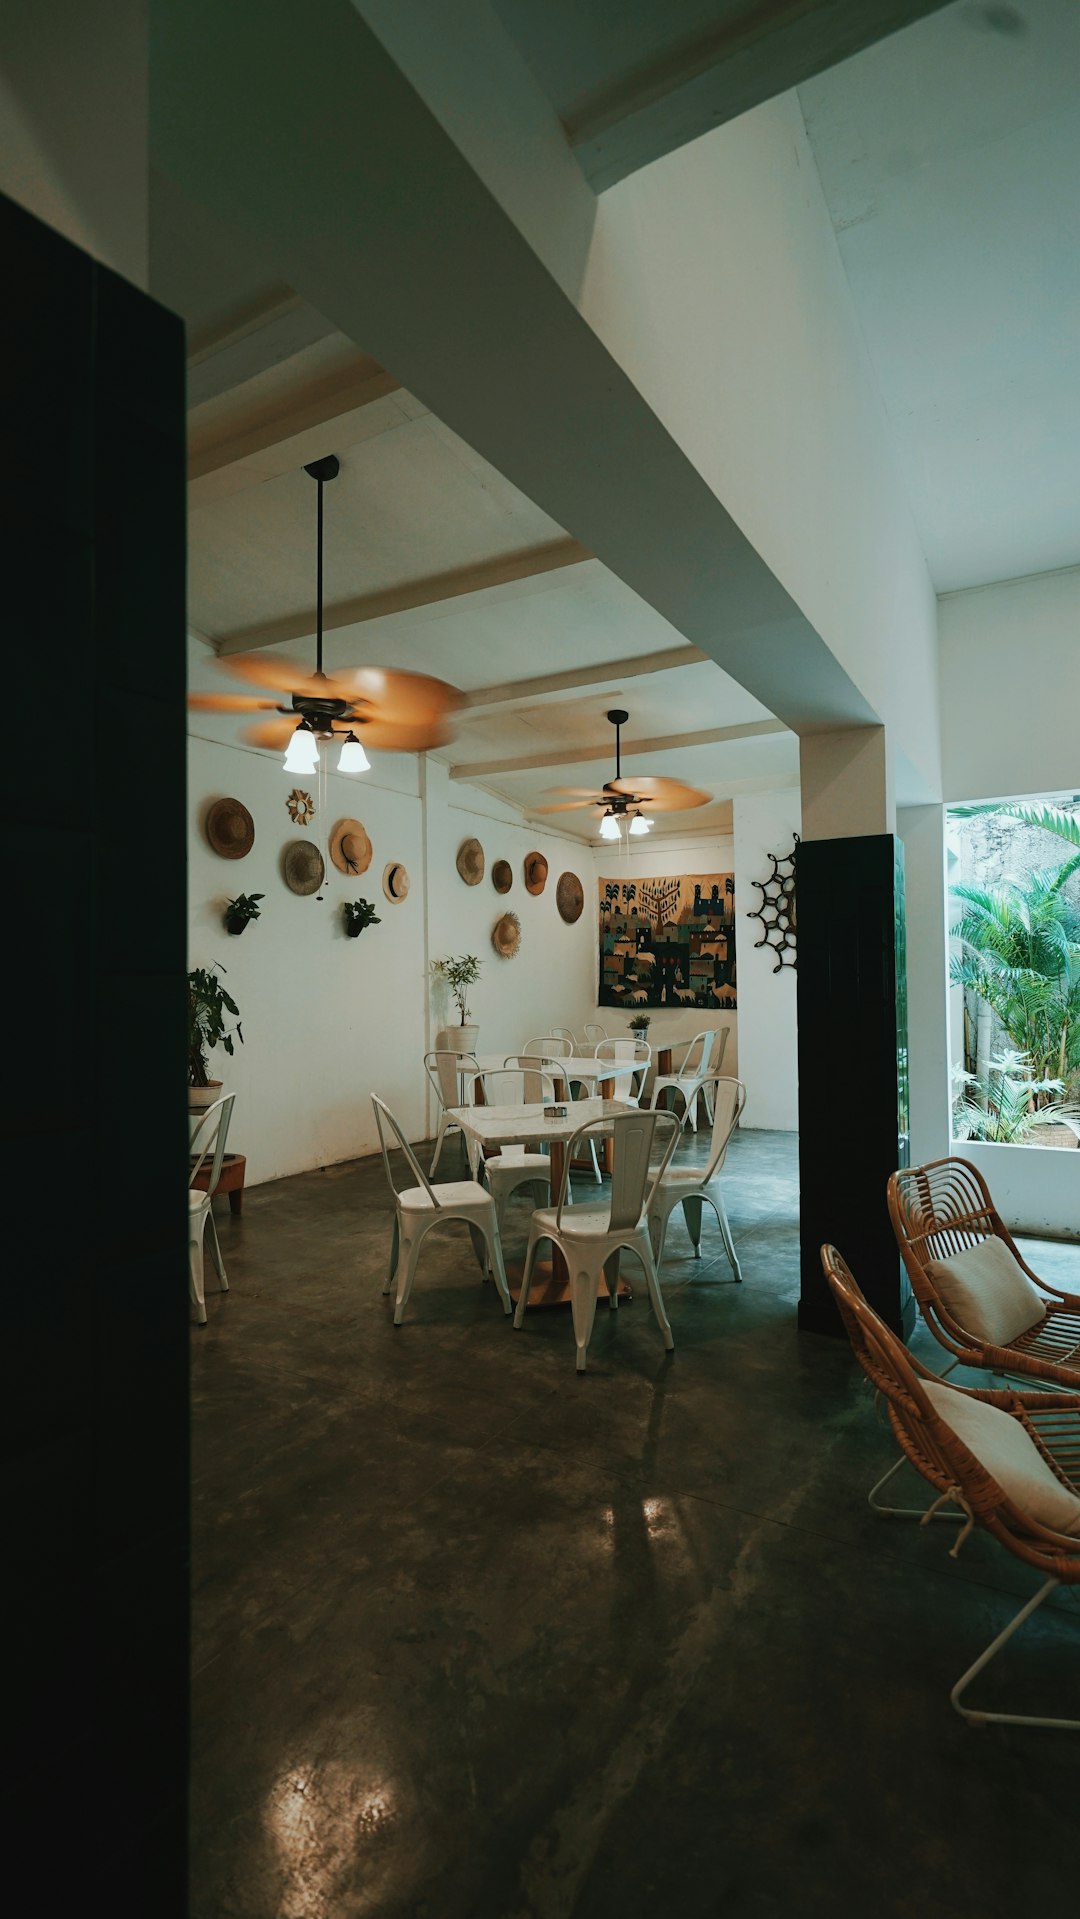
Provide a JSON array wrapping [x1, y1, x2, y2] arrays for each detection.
[[190, 1128, 1078, 1918]]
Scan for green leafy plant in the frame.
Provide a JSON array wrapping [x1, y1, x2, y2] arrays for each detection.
[[950, 848, 1080, 1104], [224, 891, 264, 934], [952, 1052, 1080, 1145], [343, 898, 381, 936], [431, 954, 481, 1024], [188, 963, 243, 1086], [629, 1013, 651, 1035]]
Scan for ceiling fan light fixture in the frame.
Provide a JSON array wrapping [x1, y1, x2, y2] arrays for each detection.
[[283, 719, 320, 774], [628, 811, 652, 836], [337, 730, 371, 774], [599, 810, 622, 841]]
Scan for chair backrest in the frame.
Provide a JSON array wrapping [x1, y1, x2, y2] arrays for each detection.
[[701, 1077, 746, 1177], [424, 1049, 480, 1112], [677, 1031, 713, 1078], [371, 1095, 441, 1206], [189, 1094, 235, 1198], [551, 1027, 578, 1052], [818, 1244, 1077, 1555], [583, 1022, 607, 1047], [556, 1109, 680, 1231], [886, 1156, 1045, 1315], [480, 1066, 556, 1107], [596, 1037, 638, 1060], [522, 1034, 573, 1058], [708, 1023, 731, 1073]]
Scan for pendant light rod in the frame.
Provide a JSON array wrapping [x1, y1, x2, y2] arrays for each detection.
[[607, 708, 629, 785], [304, 455, 340, 678]]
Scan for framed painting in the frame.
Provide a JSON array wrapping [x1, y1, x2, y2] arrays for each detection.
[[598, 874, 736, 1010]]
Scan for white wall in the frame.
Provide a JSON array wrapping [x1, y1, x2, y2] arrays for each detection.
[[732, 792, 801, 1131], [580, 90, 942, 801], [961, 1142, 1079, 1244], [939, 565, 1080, 803]]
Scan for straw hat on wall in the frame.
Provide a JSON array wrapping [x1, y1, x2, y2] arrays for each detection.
[[492, 911, 521, 958], [524, 851, 548, 895], [206, 797, 254, 860], [456, 837, 485, 885]]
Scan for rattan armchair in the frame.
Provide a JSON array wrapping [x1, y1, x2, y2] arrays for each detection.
[[821, 1243, 1079, 1730], [887, 1156, 1080, 1388]]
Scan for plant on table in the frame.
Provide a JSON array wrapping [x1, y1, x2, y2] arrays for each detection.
[[629, 1013, 651, 1038], [431, 954, 481, 1026], [188, 962, 244, 1087]]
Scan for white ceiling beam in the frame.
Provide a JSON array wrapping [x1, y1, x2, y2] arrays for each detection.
[[460, 644, 705, 714], [449, 718, 788, 780], [186, 291, 339, 405], [214, 537, 592, 654], [187, 356, 404, 507]]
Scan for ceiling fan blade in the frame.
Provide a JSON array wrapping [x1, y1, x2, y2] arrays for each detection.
[[355, 715, 458, 752], [608, 775, 711, 810], [532, 799, 599, 814], [329, 664, 466, 725], [540, 786, 609, 800], [188, 691, 283, 713], [216, 651, 330, 698], [241, 717, 299, 750]]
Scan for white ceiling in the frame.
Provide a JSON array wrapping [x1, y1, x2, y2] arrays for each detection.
[[798, 0, 1080, 591]]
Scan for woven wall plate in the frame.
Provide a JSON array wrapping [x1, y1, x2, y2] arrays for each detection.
[[556, 872, 584, 924], [491, 859, 513, 893], [206, 797, 254, 860], [456, 836, 484, 885], [282, 840, 325, 896], [492, 911, 521, 959], [524, 851, 548, 895]]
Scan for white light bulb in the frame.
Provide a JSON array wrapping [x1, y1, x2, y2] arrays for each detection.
[[283, 724, 320, 773], [337, 732, 371, 774], [629, 813, 652, 836], [599, 812, 621, 841]]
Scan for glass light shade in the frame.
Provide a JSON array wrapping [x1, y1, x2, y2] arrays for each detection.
[[283, 723, 320, 773], [628, 813, 652, 836], [337, 732, 371, 774], [599, 811, 622, 841]]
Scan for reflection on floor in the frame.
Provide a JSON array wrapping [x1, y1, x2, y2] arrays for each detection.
[[190, 1127, 1079, 1918]]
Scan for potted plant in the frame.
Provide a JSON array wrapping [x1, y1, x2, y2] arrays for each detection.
[[188, 962, 244, 1108], [343, 897, 381, 938], [224, 891, 264, 935], [431, 954, 481, 1053], [629, 1013, 652, 1040]]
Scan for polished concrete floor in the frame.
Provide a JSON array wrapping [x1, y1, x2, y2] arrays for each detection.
[[190, 1128, 1078, 1918]]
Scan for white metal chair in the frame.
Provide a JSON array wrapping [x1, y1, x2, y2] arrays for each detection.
[[509, 1050, 605, 1186], [371, 1095, 510, 1325], [582, 1022, 608, 1049], [596, 1037, 651, 1107], [424, 1048, 481, 1176], [522, 1034, 574, 1059], [648, 1078, 746, 1278], [550, 1027, 579, 1054], [515, 1109, 682, 1372], [651, 1027, 729, 1131], [188, 1093, 236, 1325], [478, 1065, 569, 1243]]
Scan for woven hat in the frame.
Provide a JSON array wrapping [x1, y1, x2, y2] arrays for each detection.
[[556, 872, 584, 924], [492, 911, 521, 959], [329, 817, 372, 877], [492, 859, 513, 894], [524, 851, 548, 896], [456, 837, 485, 885], [383, 861, 410, 902], [206, 797, 254, 860], [283, 840, 325, 896]]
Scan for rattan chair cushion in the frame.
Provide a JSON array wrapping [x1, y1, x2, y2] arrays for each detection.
[[926, 1237, 1047, 1349], [922, 1382, 1080, 1536]]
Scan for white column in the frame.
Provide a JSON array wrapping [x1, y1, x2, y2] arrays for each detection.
[[897, 803, 951, 1168], [799, 725, 894, 841]]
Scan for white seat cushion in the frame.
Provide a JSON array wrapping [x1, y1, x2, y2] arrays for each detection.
[[399, 1180, 491, 1212], [925, 1236, 1046, 1347], [922, 1383, 1080, 1536]]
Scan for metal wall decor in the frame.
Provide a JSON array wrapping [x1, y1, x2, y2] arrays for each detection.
[[286, 789, 315, 825], [747, 835, 799, 971]]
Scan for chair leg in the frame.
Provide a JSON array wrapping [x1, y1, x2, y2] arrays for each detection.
[[514, 1225, 543, 1327], [189, 1220, 208, 1325], [866, 1455, 968, 1520], [634, 1232, 674, 1352], [467, 1220, 489, 1278], [206, 1211, 229, 1291], [429, 1114, 447, 1177], [382, 1215, 400, 1293], [950, 1577, 1078, 1730], [681, 1194, 704, 1258], [570, 1260, 602, 1372], [479, 1215, 511, 1314], [711, 1191, 742, 1283], [393, 1226, 424, 1326]]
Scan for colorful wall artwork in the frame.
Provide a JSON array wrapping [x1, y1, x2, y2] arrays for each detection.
[[597, 874, 737, 1010]]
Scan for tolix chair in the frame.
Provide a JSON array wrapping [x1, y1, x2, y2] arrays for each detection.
[[372, 1095, 510, 1326], [648, 1078, 746, 1278]]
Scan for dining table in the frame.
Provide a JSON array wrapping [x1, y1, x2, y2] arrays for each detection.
[[448, 1095, 637, 1308], [466, 1053, 640, 1174]]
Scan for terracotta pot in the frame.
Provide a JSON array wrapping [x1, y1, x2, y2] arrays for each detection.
[[189, 1080, 224, 1113]]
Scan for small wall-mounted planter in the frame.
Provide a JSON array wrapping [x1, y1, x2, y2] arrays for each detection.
[[343, 899, 381, 938], [224, 893, 264, 935]]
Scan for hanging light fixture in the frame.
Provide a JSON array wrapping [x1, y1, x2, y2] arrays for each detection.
[[533, 709, 710, 836]]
